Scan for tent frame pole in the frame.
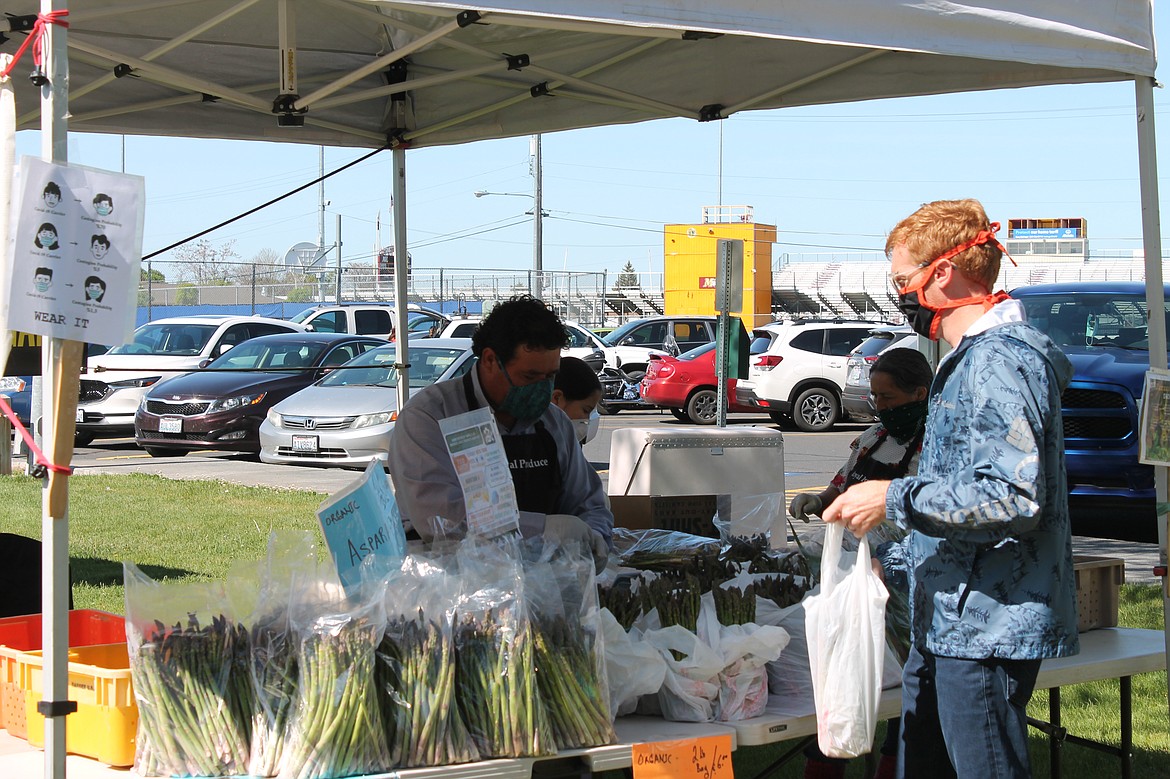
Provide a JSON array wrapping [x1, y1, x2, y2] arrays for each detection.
[[1133, 74, 1170, 721]]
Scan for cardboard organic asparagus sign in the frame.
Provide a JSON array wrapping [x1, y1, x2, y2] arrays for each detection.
[[317, 459, 408, 594], [7, 156, 144, 347]]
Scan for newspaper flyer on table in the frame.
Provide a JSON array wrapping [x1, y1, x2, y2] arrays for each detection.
[[439, 406, 520, 538], [6, 156, 144, 346]]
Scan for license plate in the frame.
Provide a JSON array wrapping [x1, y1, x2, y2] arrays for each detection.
[[159, 416, 182, 434], [292, 435, 319, 453], [76, 407, 85, 424]]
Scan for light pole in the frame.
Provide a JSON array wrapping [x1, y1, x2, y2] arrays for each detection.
[[473, 134, 544, 297], [474, 187, 547, 298]]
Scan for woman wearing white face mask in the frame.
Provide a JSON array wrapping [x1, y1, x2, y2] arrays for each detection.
[[552, 356, 602, 445]]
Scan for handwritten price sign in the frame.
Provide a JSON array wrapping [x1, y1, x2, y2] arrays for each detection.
[[632, 734, 733, 779]]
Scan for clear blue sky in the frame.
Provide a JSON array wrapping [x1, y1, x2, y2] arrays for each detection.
[[14, 22, 1170, 283]]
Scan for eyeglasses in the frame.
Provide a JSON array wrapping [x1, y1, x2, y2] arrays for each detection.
[[888, 263, 931, 291]]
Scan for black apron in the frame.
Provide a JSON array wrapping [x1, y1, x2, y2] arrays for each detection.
[[843, 428, 924, 490], [463, 372, 562, 514]]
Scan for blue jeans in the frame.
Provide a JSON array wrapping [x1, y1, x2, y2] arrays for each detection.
[[899, 644, 1040, 778]]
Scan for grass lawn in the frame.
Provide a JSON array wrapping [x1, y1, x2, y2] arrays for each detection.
[[2, 472, 1167, 777]]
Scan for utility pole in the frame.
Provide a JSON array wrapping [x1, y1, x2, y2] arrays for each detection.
[[531, 134, 543, 297]]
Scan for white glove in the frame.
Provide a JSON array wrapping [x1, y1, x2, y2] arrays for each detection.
[[789, 493, 823, 522], [544, 514, 608, 574]]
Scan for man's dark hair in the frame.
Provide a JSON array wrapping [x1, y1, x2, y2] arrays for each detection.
[[472, 295, 568, 362], [872, 347, 934, 394], [35, 267, 52, 278], [91, 234, 111, 249], [555, 355, 601, 400]]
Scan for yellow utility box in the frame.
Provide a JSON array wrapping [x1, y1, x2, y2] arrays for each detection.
[[664, 205, 775, 328]]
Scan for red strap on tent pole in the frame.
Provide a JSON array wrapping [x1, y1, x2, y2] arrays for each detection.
[[0, 10, 70, 80], [0, 394, 72, 476]]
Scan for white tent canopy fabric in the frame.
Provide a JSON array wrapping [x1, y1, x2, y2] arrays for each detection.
[[0, 0, 1158, 149], [0, 2, 1164, 776]]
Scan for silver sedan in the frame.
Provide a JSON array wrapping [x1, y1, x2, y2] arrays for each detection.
[[259, 338, 474, 468]]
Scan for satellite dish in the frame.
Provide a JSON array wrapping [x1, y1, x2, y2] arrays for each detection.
[[283, 241, 330, 270]]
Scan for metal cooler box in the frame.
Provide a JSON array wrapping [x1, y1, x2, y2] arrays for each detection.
[[607, 427, 786, 538], [608, 427, 785, 497]]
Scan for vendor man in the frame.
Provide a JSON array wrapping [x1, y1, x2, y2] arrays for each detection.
[[387, 295, 612, 570]]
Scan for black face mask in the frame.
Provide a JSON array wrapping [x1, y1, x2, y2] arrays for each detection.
[[897, 290, 938, 340]]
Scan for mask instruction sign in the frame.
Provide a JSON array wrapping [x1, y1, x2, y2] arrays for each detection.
[[317, 460, 407, 594], [7, 157, 144, 346], [439, 406, 520, 538]]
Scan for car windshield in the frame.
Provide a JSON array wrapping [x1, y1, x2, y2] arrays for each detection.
[[679, 342, 716, 361], [108, 323, 218, 356], [1017, 293, 1170, 350], [289, 309, 316, 324], [318, 346, 468, 388], [207, 339, 327, 370], [602, 320, 646, 346]]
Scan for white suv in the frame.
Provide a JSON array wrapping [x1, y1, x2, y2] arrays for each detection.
[[291, 303, 448, 340], [440, 316, 610, 371], [734, 319, 879, 431], [77, 315, 304, 444]]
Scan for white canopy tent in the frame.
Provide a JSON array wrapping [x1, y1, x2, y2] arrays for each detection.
[[0, 2, 1163, 776]]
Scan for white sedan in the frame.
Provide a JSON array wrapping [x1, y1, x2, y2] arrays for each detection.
[[259, 338, 474, 468]]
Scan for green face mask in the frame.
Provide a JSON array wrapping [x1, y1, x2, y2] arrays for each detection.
[[877, 398, 929, 443], [498, 363, 554, 423]]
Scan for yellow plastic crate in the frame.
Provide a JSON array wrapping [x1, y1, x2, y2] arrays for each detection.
[[18, 642, 137, 767], [0, 609, 124, 737]]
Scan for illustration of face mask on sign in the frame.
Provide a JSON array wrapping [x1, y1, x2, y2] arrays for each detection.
[[33, 268, 53, 293], [93, 193, 113, 217]]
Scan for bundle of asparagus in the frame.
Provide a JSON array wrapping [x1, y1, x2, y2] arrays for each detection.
[[130, 615, 252, 777], [712, 583, 757, 626], [645, 574, 702, 633], [379, 610, 479, 767], [280, 619, 389, 779], [755, 574, 812, 610], [247, 616, 297, 776], [597, 580, 642, 631], [533, 615, 615, 749], [454, 607, 556, 758]]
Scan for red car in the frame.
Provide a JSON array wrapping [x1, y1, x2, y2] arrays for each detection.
[[640, 342, 759, 424]]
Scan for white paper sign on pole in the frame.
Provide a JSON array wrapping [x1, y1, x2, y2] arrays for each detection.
[[438, 406, 520, 538], [6, 156, 144, 346]]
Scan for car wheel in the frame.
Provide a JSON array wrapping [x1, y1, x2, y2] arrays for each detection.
[[144, 447, 187, 458], [598, 401, 620, 415], [685, 389, 718, 425], [74, 431, 94, 447], [623, 368, 646, 383], [669, 408, 688, 421], [792, 387, 839, 432]]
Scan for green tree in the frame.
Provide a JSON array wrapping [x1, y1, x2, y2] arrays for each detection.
[[140, 267, 166, 283], [175, 283, 198, 306], [614, 261, 640, 289]]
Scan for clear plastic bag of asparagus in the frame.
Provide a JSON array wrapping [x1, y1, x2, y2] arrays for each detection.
[[242, 530, 318, 777], [453, 535, 556, 758], [378, 554, 479, 768], [523, 538, 616, 750], [123, 563, 252, 777], [279, 573, 391, 779]]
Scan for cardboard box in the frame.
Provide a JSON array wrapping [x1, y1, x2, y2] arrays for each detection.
[[1073, 555, 1125, 632], [610, 494, 720, 537]]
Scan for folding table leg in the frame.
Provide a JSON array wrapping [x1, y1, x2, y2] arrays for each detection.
[[1050, 686, 1062, 779]]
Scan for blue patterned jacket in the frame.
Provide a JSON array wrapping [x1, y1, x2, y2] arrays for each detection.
[[880, 309, 1080, 661]]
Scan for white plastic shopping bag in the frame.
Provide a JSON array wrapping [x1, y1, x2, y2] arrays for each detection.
[[804, 522, 888, 758]]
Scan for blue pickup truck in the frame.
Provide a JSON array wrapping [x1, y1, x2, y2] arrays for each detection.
[[1011, 282, 1167, 541]]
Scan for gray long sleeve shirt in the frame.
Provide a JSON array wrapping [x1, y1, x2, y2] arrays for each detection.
[[386, 365, 613, 542]]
